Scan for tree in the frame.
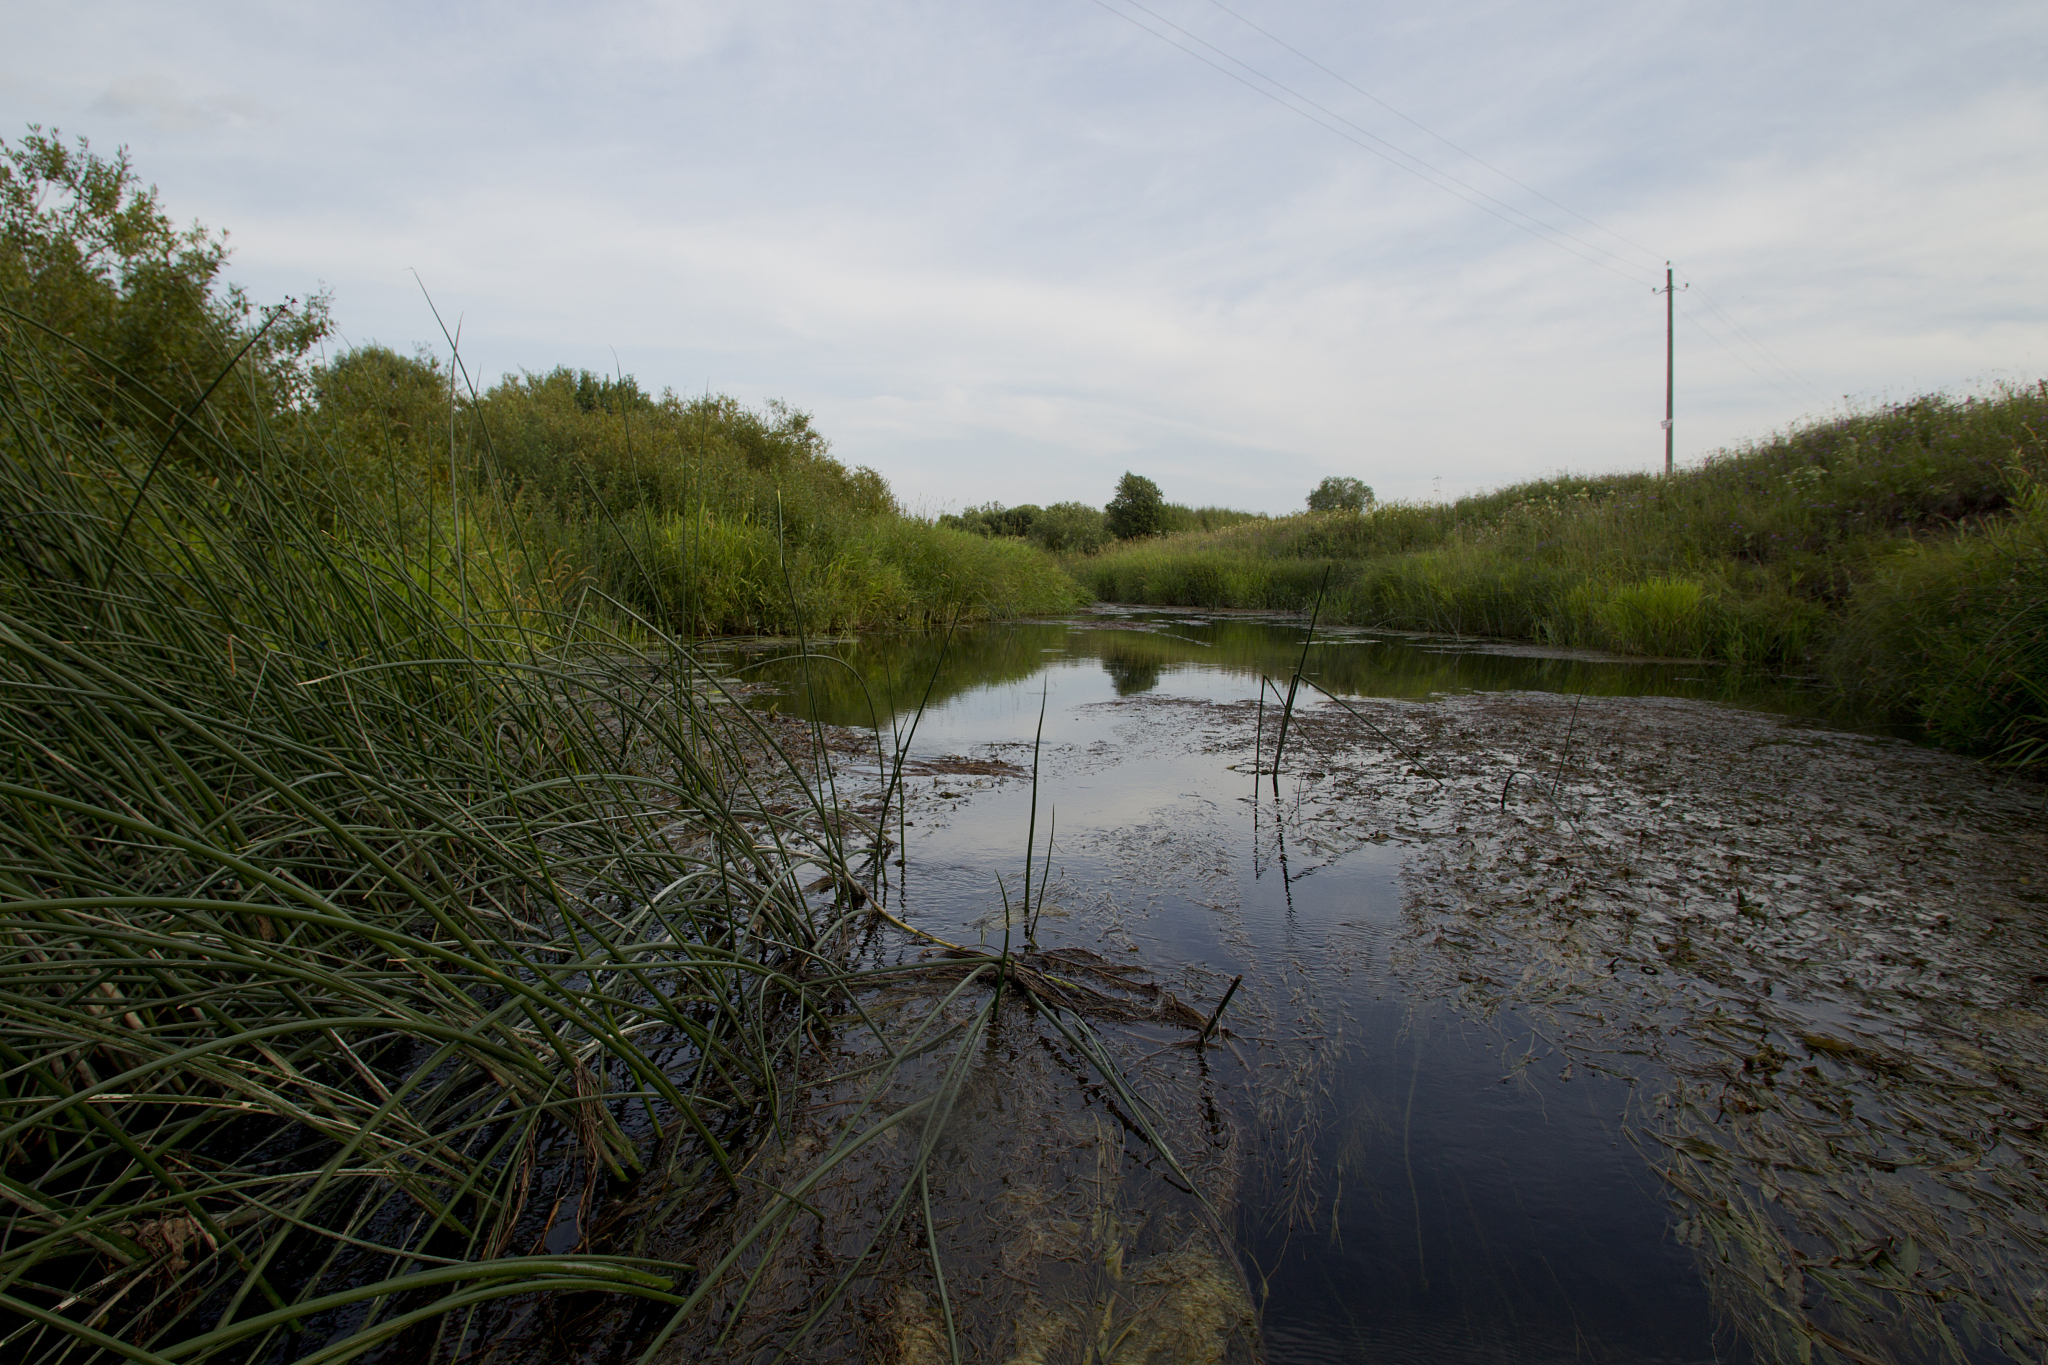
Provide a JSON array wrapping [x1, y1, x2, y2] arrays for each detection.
[[1104, 472, 1165, 539], [1, 125, 329, 424], [1307, 476, 1373, 513]]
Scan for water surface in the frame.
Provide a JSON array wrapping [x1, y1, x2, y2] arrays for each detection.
[[716, 608, 2038, 1365]]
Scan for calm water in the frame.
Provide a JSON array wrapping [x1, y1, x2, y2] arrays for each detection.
[[721, 609, 1851, 1364]]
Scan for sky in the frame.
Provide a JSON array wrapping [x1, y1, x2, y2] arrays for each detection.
[[4, 1, 2044, 514]]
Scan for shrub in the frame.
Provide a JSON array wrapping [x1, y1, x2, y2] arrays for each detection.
[[1, 126, 329, 428], [1031, 500, 1110, 554]]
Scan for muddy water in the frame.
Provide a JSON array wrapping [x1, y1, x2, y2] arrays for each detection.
[[726, 607, 2048, 1365]]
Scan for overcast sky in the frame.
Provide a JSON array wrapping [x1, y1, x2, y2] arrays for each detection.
[[5, 1, 2043, 513]]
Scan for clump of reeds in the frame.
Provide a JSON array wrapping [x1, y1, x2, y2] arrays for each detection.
[[0, 304, 856, 1358], [0, 292, 1230, 1363], [0, 299, 1067, 1364]]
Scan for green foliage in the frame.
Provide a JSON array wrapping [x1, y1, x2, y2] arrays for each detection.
[[940, 499, 1113, 556], [302, 350, 1078, 634], [943, 501, 1041, 539], [940, 493, 1257, 554], [0, 307, 889, 1363], [1031, 500, 1112, 553], [1306, 475, 1373, 513], [0, 125, 329, 427], [1156, 502, 1266, 536], [1104, 471, 1165, 540], [1827, 463, 2048, 764], [0, 119, 1072, 642], [0, 127, 1128, 1365], [1079, 385, 2048, 765]]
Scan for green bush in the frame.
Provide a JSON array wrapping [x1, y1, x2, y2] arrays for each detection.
[[1306, 476, 1373, 513], [1827, 467, 2048, 762], [297, 347, 1079, 635], [2, 127, 329, 431], [1032, 500, 1111, 554]]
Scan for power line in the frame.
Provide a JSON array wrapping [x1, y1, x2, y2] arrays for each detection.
[[1197, 0, 1667, 272], [1088, 0, 1663, 288], [1088, 1, 1830, 438], [1089, 3, 1826, 405], [1194, 3, 1822, 402], [1687, 282, 1824, 399], [1676, 300, 1813, 407]]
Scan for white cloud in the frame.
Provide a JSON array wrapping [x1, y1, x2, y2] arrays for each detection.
[[4, 0, 2043, 512], [90, 73, 270, 133]]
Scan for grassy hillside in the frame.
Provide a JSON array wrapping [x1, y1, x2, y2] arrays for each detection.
[[1075, 388, 2048, 765]]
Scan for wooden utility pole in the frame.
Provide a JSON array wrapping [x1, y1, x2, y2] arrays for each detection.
[[1657, 263, 1685, 476], [1664, 264, 1675, 475]]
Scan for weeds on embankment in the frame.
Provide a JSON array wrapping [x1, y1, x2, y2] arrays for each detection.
[[1075, 385, 2048, 765], [0, 307, 1199, 1362], [314, 348, 1085, 638], [0, 304, 850, 1361], [0, 129, 1221, 1364]]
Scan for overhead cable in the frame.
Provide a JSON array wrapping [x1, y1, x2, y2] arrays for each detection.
[[1198, 0, 1667, 272], [1089, 0, 1664, 288]]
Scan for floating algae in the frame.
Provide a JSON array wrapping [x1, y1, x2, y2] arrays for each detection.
[[1207, 687, 2048, 1365]]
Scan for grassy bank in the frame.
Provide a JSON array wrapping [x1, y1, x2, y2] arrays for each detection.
[[1075, 387, 2048, 765], [318, 350, 1084, 637], [0, 128, 1123, 1364]]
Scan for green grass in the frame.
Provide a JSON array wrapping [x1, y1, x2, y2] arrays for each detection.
[[0, 304, 1139, 1364], [0, 128, 1134, 1364], [1073, 385, 2048, 764]]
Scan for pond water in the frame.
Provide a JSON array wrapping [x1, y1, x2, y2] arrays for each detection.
[[714, 608, 2047, 1365]]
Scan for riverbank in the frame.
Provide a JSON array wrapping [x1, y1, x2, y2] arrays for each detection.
[[1071, 385, 2048, 767]]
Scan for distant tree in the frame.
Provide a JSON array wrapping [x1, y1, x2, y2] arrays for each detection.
[[941, 502, 1037, 538], [1307, 476, 1373, 513], [1104, 472, 1165, 539]]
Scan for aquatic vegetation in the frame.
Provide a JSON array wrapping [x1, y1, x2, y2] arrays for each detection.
[[740, 607, 2048, 1362], [1236, 688, 2048, 1364]]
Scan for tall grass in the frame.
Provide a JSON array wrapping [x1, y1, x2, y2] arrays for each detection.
[[1074, 385, 2048, 760], [0, 313, 1120, 1364], [316, 350, 1084, 637]]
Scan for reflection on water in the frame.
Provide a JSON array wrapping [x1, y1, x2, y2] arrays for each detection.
[[720, 607, 1859, 735], [700, 609, 2030, 1365], [1099, 643, 1164, 697]]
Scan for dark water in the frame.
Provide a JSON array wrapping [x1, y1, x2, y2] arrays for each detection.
[[721, 609, 1839, 1364]]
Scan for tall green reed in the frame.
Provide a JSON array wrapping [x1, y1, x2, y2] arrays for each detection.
[[0, 307, 1204, 1365]]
